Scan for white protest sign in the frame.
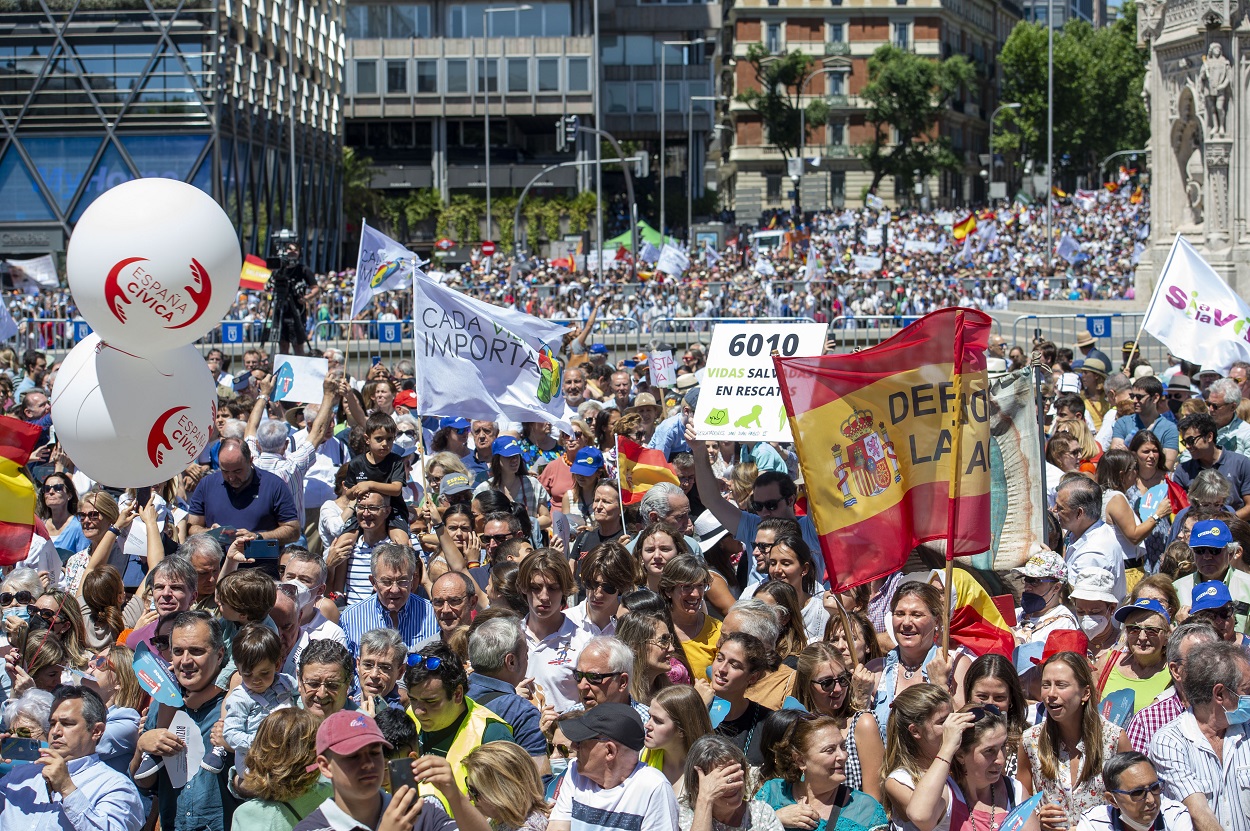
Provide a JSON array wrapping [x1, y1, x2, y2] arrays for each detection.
[[863, 228, 883, 246], [649, 350, 676, 387], [853, 255, 883, 274], [272, 354, 329, 404], [165, 709, 206, 789], [693, 323, 828, 442]]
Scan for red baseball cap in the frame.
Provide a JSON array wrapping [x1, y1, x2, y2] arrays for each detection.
[[394, 390, 418, 410], [315, 711, 391, 760], [1031, 629, 1089, 666]]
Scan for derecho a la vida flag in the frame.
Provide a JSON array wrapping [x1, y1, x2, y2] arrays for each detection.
[[775, 308, 993, 590]]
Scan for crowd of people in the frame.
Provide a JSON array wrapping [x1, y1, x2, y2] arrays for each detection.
[[8, 236, 1250, 830], [2, 194, 1147, 356]]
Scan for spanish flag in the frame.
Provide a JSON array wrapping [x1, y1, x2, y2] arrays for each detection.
[[0, 417, 41, 566], [951, 213, 977, 241], [617, 436, 681, 505], [1052, 186, 1067, 199], [1129, 186, 1144, 205], [940, 567, 1014, 659], [239, 254, 271, 290], [774, 309, 993, 591]]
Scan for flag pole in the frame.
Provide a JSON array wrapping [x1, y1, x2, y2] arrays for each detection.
[[345, 216, 367, 383], [1123, 233, 1181, 375], [942, 310, 969, 660], [613, 433, 626, 510]]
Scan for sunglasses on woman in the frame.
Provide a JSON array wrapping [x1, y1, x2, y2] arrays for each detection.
[[0, 590, 34, 606], [27, 605, 58, 623], [41, 483, 65, 494], [811, 672, 852, 692]]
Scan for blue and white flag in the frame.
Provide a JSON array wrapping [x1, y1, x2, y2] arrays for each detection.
[[412, 270, 571, 426], [0, 300, 17, 342], [656, 244, 689, 277], [352, 220, 421, 318], [703, 244, 721, 265], [640, 241, 661, 265], [1056, 234, 1082, 264]]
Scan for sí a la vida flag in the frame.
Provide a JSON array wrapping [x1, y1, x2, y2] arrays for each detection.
[[412, 270, 571, 427], [1142, 234, 1250, 375], [774, 308, 993, 591]]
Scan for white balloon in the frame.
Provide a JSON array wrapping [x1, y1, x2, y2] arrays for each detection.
[[51, 334, 216, 488], [66, 177, 242, 352]]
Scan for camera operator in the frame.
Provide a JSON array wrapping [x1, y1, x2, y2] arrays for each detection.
[[265, 231, 319, 357]]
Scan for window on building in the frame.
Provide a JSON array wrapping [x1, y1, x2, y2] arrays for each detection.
[[415, 60, 437, 93], [665, 81, 681, 111], [386, 61, 407, 94], [766, 23, 782, 53], [346, 4, 431, 38], [567, 57, 589, 91], [831, 170, 846, 196], [476, 58, 499, 93], [507, 58, 528, 92], [893, 23, 909, 49], [537, 58, 559, 91], [389, 122, 415, 148], [637, 82, 655, 112], [827, 120, 845, 145], [605, 82, 629, 113], [828, 72, 843, 95], [448, 2, 573, 37], [829, 22, 844, 43], [356, 60, 377, 95], [447, 59, 469, 92], [766, 174, 782, 202]]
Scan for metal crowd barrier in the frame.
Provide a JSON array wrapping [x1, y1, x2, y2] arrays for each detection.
[[1008, 313, 1167, 368]]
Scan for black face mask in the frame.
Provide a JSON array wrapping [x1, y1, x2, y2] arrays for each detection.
[[1167, 398, 1183, 416]]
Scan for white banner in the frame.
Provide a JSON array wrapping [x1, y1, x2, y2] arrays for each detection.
[[272, 354, 329, 404], [863, 228, 883, 246], [353, 221, 420, 318], [853, 254, 883, 274], [1143, 234, 1250, 374], [693, 323, 828, 442], [656, 244, 689, 277], [903, 239, 940, 254], [649, 350, 676, 388], [5, 255, 59, 292], [412, 272, 571, 425]]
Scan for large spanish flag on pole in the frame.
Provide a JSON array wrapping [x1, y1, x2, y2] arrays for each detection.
[[616, 436, 681, 505], [0, 416, 41, 566], [773, 308, 993, 591]]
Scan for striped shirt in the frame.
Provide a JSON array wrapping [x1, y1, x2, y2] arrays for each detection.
[[340, 593, 440, 659], [1149, 710, 1250, 831]]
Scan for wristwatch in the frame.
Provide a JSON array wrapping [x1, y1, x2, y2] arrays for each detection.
[[431, 522, 445, 532]]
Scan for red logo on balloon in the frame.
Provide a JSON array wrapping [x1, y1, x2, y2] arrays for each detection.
[[147, 406, 189, 468], [104, 257, 213, 330]]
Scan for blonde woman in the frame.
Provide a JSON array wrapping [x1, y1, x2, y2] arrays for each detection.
[[232, 708, 332, 831], [463, 741, 551, 831], [642, 684, 715, 793], [1054, 417, 1101, 475]]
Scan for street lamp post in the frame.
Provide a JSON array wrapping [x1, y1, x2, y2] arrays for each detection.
[[688, 95, 719, 243], [482, 5, 530, 255], [988, 102, 1020, 203], [797, 67, 841, 218], [661, 37, 711, 241]]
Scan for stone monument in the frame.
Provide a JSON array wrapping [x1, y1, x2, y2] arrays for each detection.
[[1138, 0, 1249, 290]]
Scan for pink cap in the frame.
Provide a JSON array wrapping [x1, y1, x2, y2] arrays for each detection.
[[315, 711, 392, 759]]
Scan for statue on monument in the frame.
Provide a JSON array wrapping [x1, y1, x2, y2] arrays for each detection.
[[1199, 42, 1232, 138]]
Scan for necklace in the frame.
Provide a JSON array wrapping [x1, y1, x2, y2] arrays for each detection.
[[972, 783, 1000, 831], [899, 653, 925, 680]]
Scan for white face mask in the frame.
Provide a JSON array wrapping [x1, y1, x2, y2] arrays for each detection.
[[393, 433, 417, 456], [1080, 614, 1110, 638], [1115, 806, 1156, 831], [282, 580, 313, 614]]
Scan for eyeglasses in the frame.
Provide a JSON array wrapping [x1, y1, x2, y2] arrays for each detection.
[[466, 782, 481, 804], [150, 635, 171, 651], [302, 677, 344, 693], [0, 590, 34, 606], [481, 533, 514, 545], [397, 430, 417, 438], [1110, 781, 1162, 802], [677, 582, 710, 594], [431, 594, 469, 607], [970, 703, 1003, 721], [1196, 606, 1235, 621], [41, 483, 65, 494], [27, 605, 57, 623], [749, 498, 786, 512], [583, 579, 619, 595], [1022, 576, 1058, 587], [356, 504, 387, 515], [375, 578, 412, 590], [573, 670, 623, 684], [406, 654, 445, 670], [752, 541, 777, 554], [1128, 392, 1149, 400], [648, 634, 675, 648], [359, 659, 397, 674], [1182, 434, 1207, 448], [811, 672, 851, 692], [1125, 624, 1167, 637], [75, 511, 104, 522]]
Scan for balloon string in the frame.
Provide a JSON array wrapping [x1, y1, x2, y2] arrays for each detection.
[[97, 341, 175, 378]]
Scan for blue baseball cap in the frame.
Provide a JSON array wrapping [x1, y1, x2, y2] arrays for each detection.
[[1190, 520, 1233, 549], [589, 343, 609, 355], [491, 437, 523, 457], [1190, 580, 1234, 614], [1113, 597, 1171, 624], [570, 447, 605, 476], [439, 417, 471, 431]]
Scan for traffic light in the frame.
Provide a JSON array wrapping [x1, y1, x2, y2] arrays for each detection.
[[634, 151, 649, 178], [555, 118, 567, 152], [563, 115, 579, 149]]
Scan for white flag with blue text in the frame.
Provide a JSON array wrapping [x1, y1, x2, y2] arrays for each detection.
[[352, 220, 421, 318], [412, 271, 571, 426]]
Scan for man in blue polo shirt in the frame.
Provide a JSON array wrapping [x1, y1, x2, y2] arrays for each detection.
[[1111, 376, 1179, 467], [187, 437, 301, 544]]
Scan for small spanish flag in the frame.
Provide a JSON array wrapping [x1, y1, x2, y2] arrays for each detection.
[[0, 417, 41, 566], [239, 254, 271, 290], [942, 567, 1014, 659], [1051, 186, 1067, 199], [1103, 182, 1119, 193], [1129, 186, 1144, 205], [617, 436, 681, 505], [952, 213, 977, 241]]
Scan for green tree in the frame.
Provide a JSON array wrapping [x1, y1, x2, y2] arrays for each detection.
[[735, 44, 829, 164], [341, 146, 382, 226], [996, 0, 1146, 181], [858, 44, 976, 194]]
